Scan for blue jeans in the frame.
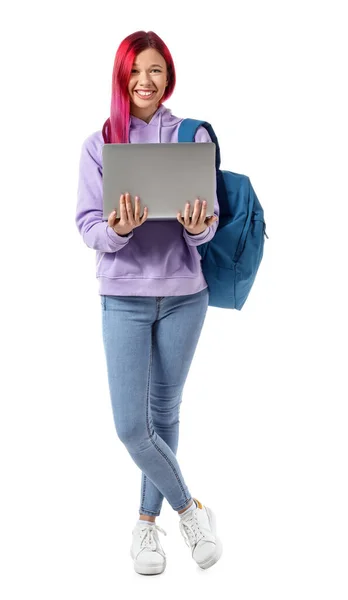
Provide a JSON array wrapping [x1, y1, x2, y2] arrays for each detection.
[[100, 287, 209, 517]]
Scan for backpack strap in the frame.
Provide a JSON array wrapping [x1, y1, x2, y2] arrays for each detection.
[[178, 118, 229, 213], [178, 119, 222, 171]]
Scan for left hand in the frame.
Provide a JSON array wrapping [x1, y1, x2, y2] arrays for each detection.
[[177, 199, 218, 235]]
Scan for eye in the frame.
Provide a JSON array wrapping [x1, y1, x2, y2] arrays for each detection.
[[131, 69, 162, 73]]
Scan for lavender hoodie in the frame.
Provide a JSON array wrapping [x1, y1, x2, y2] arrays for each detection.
[[75, 103, 220, 297]]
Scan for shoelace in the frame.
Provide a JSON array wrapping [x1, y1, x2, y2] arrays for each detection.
[[138, 524, 167, 553], [179, 512, 204, 549]]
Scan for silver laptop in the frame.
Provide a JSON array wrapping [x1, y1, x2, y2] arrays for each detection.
[[102, 142, 216, 220]]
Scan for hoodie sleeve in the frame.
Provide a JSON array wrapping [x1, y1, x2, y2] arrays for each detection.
[[182, 125, 220, 247], [75, 135, 134, 252]]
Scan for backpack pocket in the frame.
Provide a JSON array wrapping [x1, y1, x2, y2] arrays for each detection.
[[234, 218, 266, 309]]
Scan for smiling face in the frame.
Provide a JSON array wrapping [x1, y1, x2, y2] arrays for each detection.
[[128, 48, 168, 123]]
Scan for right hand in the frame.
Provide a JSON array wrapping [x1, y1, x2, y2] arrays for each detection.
[[108, 193, 148, 236]]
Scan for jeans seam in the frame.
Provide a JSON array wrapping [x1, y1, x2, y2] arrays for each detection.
[[141, 474, 147, 512]]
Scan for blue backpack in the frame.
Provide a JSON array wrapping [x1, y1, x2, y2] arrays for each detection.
[[178, 119, 269, 310]]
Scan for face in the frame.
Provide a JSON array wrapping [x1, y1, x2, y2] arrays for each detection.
[[128, 48, 168, 122]]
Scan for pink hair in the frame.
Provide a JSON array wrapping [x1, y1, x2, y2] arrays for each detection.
[[102, 31, 176, 144]]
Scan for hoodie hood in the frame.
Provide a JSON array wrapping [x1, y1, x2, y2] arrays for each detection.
[[129, 104, 183, 143]]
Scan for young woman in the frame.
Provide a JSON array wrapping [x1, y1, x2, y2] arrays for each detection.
[[76, 30, 222, 575]]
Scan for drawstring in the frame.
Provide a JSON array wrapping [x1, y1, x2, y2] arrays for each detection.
[[129, 104, 164, 142], [158, 110, 162, 142]]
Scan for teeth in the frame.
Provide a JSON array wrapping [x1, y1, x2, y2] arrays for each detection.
[[136, 91, 154, 96]]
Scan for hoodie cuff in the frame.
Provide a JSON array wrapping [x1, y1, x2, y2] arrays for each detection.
[[183, 227, 210, 241], [106, 226, 134, 243]]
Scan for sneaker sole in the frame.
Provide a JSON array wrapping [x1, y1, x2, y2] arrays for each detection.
[[130, 548, 166, 575], [195, 506, 223, 570]]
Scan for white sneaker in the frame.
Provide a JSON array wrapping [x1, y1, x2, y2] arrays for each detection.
[[179, 498, 223, 569], [130, 521, 167, 575]]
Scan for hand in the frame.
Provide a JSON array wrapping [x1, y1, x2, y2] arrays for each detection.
[[108, 193, 148, 236], [177, 198, 218, 235]]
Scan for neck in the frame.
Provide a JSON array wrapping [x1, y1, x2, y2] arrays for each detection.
[[130, 104, 160, 123]]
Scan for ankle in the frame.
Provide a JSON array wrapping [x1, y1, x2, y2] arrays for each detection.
[[139, 514, 156, 523]]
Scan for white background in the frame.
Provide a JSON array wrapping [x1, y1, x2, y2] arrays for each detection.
[[1, 0, 347, 597]]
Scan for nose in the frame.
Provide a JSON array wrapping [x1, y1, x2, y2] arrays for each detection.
[[137, 72, 153, 86]]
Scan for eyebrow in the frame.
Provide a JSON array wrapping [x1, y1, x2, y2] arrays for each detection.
[[133, 63, 163, 68]]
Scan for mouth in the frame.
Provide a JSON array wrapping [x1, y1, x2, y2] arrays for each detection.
[[134, 90, 156, 99]]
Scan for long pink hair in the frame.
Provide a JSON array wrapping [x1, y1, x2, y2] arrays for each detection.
[[102, 31, 176, 144]]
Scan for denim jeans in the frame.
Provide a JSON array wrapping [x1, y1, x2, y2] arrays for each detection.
[[100, 287, 209, 517]]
